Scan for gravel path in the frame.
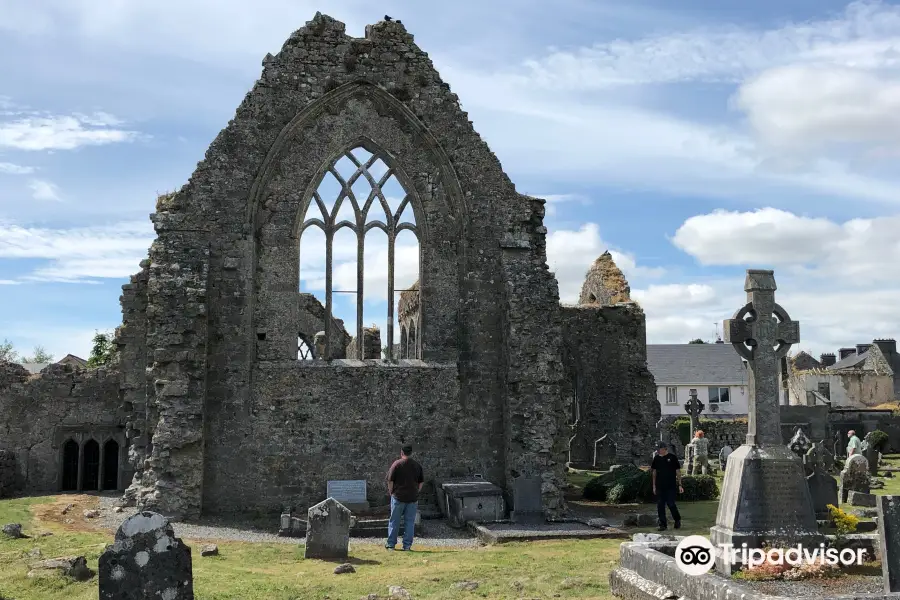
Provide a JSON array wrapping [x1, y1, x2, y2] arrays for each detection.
[[96, 496, 479, 547], [741, 575, 883, 597]]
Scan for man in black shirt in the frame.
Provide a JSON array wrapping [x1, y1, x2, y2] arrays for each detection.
[[650, 441, 683, 531], [385, 445, 424, 550]]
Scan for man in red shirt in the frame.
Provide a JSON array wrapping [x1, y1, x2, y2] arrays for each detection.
[[386, 445, 424, 550]]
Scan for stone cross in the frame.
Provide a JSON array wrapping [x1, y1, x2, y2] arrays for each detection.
[[684, 390, 704, 438], [723, 270, 799, 446]]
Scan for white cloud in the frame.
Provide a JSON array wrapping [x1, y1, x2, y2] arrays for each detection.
[[0, 113, 138, 151], [546, 222, 664, 304], [28, 179, 61, 201], [0, 220, 153, 282], [0, 162, 34, 174], [734, 65, 900, 152], [517, 0, 900, 90], [671, 208, 900, 282]]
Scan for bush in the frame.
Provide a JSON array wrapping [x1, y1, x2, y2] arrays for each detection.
[[680, 475, 719, 501], [869, 430, 889, 452], [583, 464, 653, 503]]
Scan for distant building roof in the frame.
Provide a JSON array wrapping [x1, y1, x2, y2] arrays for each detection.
[[828, 351, 869, 371], [647, 344, 747, 385], [57, 354, 88, 367]]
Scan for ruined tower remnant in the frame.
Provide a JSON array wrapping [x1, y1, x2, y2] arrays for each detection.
[[579, 251, 632, 306]]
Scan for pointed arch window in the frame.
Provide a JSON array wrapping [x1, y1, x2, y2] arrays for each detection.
[[299, 145, 422, 360]]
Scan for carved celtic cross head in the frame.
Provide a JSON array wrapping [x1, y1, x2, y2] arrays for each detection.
[[723, 270, 800, 362], [684, 397, 704, 416]]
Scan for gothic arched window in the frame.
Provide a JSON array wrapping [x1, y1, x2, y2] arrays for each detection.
[[299, 146, 421, 360]]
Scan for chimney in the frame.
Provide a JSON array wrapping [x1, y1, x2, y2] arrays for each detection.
[[820, 353, 836, 367], [839, 347, 856, 360], [856, 343, 871, 355], [874, 338, 897, 356]]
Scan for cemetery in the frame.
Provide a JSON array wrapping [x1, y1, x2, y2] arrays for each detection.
[[2, 12, 900, 600]]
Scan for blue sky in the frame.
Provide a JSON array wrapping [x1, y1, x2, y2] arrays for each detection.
[[1, 0, 900, 361]]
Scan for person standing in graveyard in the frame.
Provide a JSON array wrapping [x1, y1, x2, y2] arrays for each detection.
[[385, 444, 424, 551], [847, 430, 862, 457], [719, 443, 733, 472], [651, 441, 683, 531], [690, 430, 709, 475]]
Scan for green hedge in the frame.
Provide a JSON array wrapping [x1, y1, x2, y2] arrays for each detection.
[[583, 467, 719, 504], [681, 475, 719, 501]]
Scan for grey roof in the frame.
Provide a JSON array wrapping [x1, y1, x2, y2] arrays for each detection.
[[828, 351, 869, 371], [17, 362, 50, 374], [646, 344, 747, 385]]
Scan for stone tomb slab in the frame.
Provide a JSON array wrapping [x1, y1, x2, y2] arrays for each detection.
[[326, 480, 368, 513], [438, 480, 505, 528], [98, 511, 193, 600]]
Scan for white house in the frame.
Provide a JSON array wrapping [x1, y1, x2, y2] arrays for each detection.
[[646, 343, 755, 418]]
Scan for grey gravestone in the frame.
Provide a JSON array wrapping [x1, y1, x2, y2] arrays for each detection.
[[864, 434, 879, 475], [99, 511, 193, 600], [848, 490, 877, 507], [840, 454, 870, 503], [326, 480, 368, 513], [710, 270, 821, 575], [806, 471, 838, 519], [511, 476, 544, 525], [878, 495, 900, 592], [304, 497, 351, 560]]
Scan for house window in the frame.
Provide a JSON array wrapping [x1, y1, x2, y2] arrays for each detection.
[[665, 386, 678, 405], [817, 382, 831, 400], [708, 386, 730, 403]]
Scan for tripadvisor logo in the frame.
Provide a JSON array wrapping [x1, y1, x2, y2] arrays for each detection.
[[675, 536, 715, 576], [673, 535, 868, 576]]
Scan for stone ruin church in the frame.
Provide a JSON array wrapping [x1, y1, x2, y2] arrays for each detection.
[[0, 14, 659, 518]]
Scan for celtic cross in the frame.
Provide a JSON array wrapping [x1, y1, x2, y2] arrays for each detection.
[[723, 270, 799, 446], [684, 390, 704, 439]]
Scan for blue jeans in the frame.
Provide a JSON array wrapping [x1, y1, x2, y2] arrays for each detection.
[[387, 497, 417, 549]]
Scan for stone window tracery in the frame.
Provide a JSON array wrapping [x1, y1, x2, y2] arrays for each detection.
[[299, 145, 421, 360]]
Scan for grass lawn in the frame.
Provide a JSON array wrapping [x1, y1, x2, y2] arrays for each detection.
[[0, 493, 687, 600]]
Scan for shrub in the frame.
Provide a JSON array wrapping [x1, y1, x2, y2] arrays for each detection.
[[583, 464, 652, 503], [680, 475, 719, 501], [868, 430, 889, 452], [827, 504, 859, 536]]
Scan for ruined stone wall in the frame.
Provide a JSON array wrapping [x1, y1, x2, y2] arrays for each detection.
[[125, 14, 566, 516], [788, 369, 894, 408], [0, 362, 124, 492], [561, 303, 659, 466], [204, 362, 486, 513]]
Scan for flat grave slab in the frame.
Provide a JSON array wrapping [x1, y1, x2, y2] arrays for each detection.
[[469, 521, 628, 544]]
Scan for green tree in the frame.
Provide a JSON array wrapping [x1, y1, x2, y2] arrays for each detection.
[[87, 331, 117, 368], [0, 339, 18, 362], [24, 345, 54, 363], [688, 338, 706, 344]]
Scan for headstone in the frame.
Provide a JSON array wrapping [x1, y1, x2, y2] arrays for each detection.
[[304, 498, 351, 560], [99, 511, 194, 600], [840, 454, 870, 503], [710, 270, 821, 575], [848, 491, 877, 508], [510, 476, 544, 525], [806, 471, 838, 519], [789, 427, 811, 460], [877, 495, 900, 593], [864, 434, 880, 475], [833, 429, 843, 459], [326, 480, 369, 513], [684, 392, 704, 438]]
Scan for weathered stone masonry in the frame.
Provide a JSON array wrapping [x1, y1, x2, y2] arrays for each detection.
[[0, 361, 128, 494], [1, 14, 659, 518]]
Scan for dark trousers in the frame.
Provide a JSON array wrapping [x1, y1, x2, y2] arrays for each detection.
[[656, 487, 681, 527]]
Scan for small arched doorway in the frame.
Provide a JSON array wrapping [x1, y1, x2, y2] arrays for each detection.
[[102, 439, 119, 491], [61, 439, 79, 491], [82, 440, 100, 491]]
